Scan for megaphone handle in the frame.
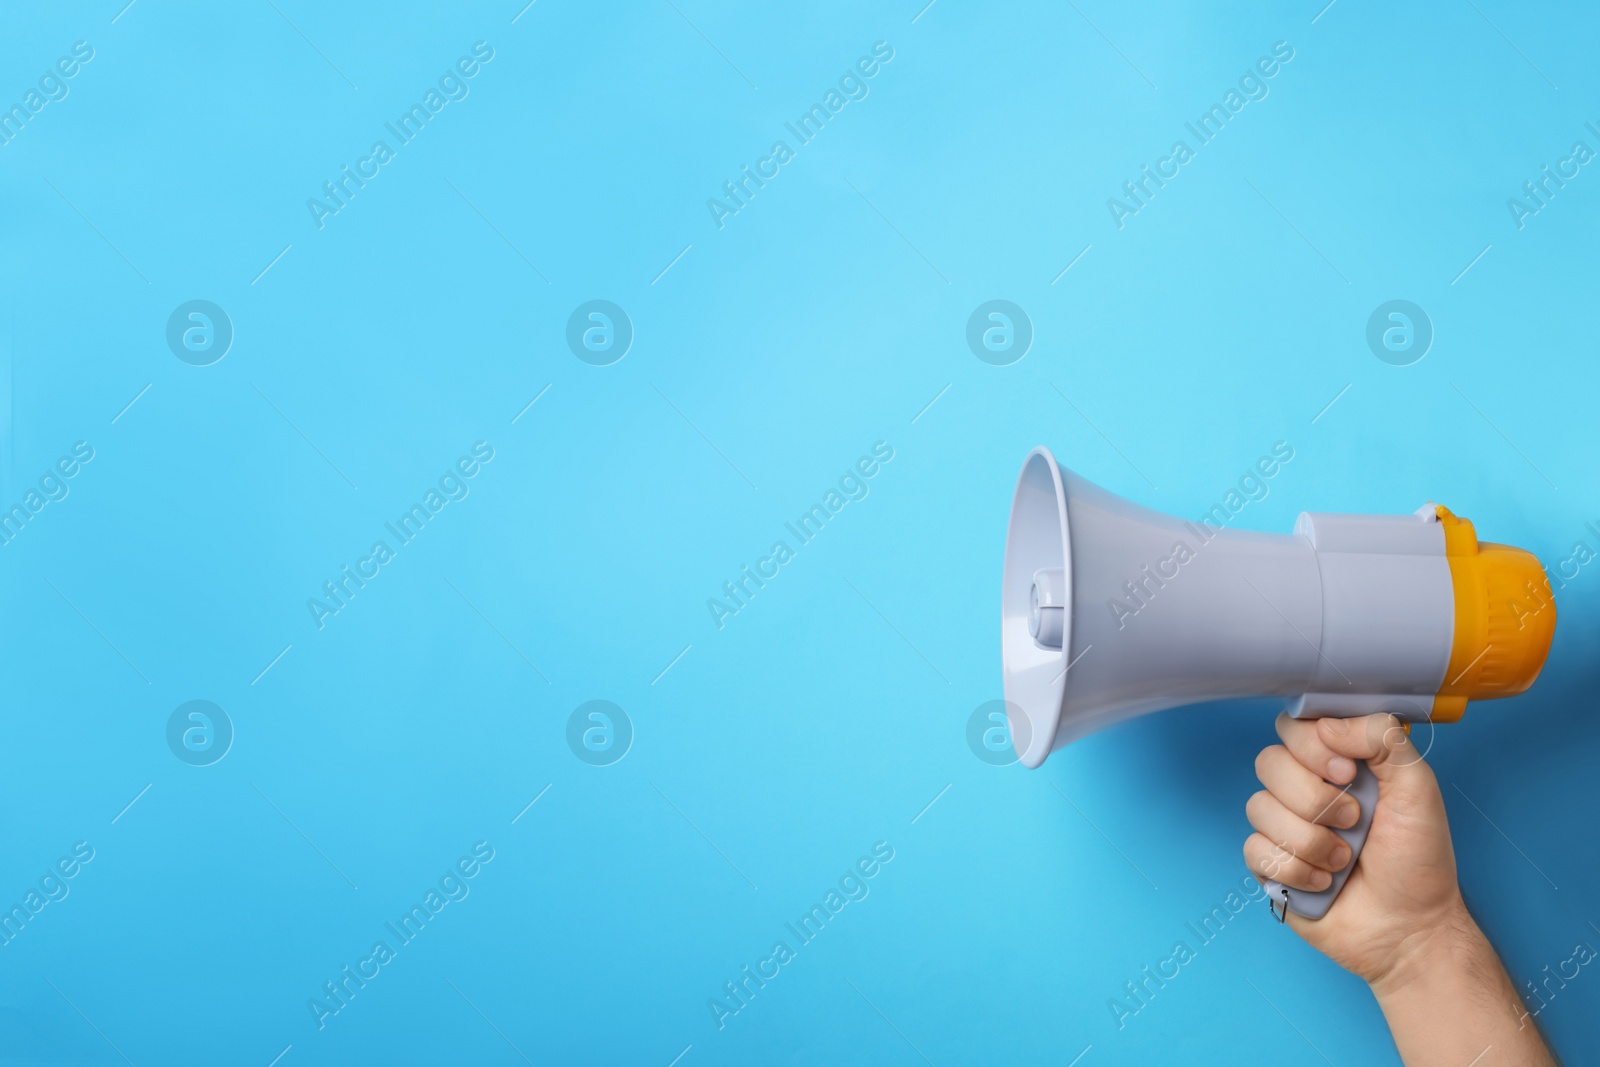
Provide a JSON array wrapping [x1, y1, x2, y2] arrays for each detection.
[[1264, 759, 1379, 921]]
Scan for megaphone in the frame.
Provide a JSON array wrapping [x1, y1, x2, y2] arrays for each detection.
[[1001, 447, 1556, 919]]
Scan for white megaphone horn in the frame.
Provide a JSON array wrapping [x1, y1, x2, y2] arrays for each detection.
[[1001, 448, 1556, 919]]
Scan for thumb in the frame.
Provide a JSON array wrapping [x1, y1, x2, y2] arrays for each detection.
[[1315, 713, 1434, 792]]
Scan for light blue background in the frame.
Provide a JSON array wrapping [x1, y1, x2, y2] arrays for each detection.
[[1, 1, 1596, 1064]]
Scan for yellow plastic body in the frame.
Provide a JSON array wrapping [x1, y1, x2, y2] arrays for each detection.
[[1431, 506, 1556, 722]]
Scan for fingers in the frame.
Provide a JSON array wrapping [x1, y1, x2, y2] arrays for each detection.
[[1315, 714, 1428, 785], [1246, 789, 1352, 876], [1274, 712, 1359, 786], [1243, 831, 1335, 892], [1250, 711, 1442, 897], [1254, 745, 1361, 828]]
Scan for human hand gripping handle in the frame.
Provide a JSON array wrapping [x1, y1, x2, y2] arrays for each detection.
[[1262, 748, 1378, 920], [1246, 712, 1556, 1065], [1246, 711, 1458, 953]]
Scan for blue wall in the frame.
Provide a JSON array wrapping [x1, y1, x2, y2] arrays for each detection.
[[0, 1, 1596, 1063]]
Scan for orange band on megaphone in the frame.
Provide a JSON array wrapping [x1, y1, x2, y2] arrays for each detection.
[[1432, 505, 1556, 721]]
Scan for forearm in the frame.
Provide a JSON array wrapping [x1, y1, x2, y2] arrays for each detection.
[[1370, 901, 1554, 1067]]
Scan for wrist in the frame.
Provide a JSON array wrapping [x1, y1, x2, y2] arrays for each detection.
[[1368, 894, 1484, 1000], [1366, 897, 1555, 1065]]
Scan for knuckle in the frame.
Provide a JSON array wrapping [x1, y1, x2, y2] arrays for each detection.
[[1267, 852, 1302, 879], [1241, 838, 1280, 870], [1247, 838, 1329, 890], [1280, 859, 1330, 892], [1269, 815, 1322, 862], [1246, 842, 1281, 879], [1245, 790, 1273, 821], [1306, 825, 1345, 867], [1261, 849, 1303, 882], [1281, 732, 1324, 768], [1261, 839, 1296, 874], [1276, 724, 1308, 752], [1320, 716, 1351, 737], [1304, 783, 1348, 824], [1281, 782, 1316, 819]]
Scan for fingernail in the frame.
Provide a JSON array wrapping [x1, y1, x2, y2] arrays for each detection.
[[1337, 799, 1358, 827], [1313, 869, 1332, 890], [1328, 756, 1356, 782], [1330, 844, 1351, 871]]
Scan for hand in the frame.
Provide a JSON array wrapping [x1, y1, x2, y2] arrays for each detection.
[[1242, 711, 1465, 983], [1242, 712, 1557, 1065]]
